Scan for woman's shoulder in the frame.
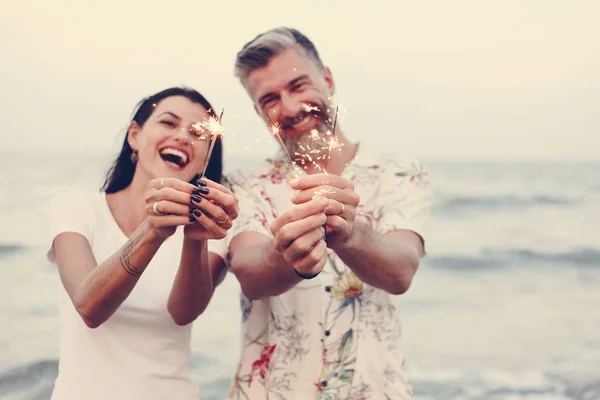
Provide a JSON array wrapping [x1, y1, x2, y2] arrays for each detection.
[[47, 189, 105, 217]]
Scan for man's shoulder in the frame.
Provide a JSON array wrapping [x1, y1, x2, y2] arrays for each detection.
[[354, 149, 429, 178], [223, 159, 272, 185]]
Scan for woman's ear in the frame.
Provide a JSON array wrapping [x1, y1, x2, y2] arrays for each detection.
[[127, 121, 140, 151]]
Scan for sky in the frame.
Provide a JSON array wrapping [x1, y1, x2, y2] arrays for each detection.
[[1, 0, 598, 162]]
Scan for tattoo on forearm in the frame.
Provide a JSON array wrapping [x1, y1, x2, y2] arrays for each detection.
[[120, 233, 144, 276]]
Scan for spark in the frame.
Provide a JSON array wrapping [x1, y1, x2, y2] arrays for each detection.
[[200, 109, 225, 179], [312, 188, 335, 200], [302, 103, 320, 113]]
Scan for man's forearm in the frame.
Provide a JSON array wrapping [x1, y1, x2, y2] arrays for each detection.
[[167, 238, 213, 325], [230, 239, 302, 300], [332, 219, 422, 295]]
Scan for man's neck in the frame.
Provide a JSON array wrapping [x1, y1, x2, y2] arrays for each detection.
[[302, 128, 358, 176]]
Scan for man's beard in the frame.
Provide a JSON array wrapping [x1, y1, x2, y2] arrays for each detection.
[[279, 103, 335, 168]]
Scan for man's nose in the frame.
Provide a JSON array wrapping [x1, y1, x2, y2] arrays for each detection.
[[280, 93, 302, 118]]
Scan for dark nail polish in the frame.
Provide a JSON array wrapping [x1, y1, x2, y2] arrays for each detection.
[[196, 179, 207, 187], [193, 209, 201, 217], [192, 189, 201, 196], [199, 187, 209, 195], [191, 195, 201, 203], [189, 215, 195, 222]]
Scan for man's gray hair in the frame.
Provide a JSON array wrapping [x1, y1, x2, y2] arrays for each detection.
[[234, 27, 324, 86]]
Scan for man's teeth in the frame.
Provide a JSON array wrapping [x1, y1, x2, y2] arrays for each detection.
[[160, 148, 188, 164], [293, 115, 309, 126]]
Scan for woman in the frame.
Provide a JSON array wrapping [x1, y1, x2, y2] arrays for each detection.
[[45, 87, 238, 399]]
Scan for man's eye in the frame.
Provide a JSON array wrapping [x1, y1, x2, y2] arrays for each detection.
[[291, 83, 306, 91], [262, 98, 277, 108]]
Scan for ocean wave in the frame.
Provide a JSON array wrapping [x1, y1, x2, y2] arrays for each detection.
[[437, 194, 576, 212], [0, 359, 57, 399], [427, 248, 600, 269], [2, 359, 599, 400], [411, 374, 600, 400], [0, 244, 26, 256]]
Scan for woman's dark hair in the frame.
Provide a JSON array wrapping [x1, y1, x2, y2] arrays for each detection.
[[101, 86, 223, 194]]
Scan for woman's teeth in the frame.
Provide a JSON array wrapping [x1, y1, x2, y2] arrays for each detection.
[[159, 148, 188, 166]]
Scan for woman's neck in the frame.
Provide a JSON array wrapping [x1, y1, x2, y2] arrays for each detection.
[[106, 170, 151, 238]]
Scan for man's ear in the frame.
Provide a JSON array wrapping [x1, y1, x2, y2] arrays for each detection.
[[127, 121, 141, 151], [322, 67, 335, 96]]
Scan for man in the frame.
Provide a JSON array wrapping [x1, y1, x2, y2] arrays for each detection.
[[224, 27, 432, 399]]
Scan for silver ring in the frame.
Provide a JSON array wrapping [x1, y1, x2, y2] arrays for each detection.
[[217, 215, 229, 225], [153, 201, 163, 215], [338, 203, 345, 216]]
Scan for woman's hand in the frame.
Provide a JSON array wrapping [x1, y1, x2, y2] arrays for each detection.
[[185, 178, 239, 241], [144, 177, 199, 239]]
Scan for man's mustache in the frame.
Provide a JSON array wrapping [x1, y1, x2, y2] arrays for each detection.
[[281, 106, 330, 130]]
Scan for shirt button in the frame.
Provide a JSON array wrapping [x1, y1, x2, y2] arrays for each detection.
[[324, 330, 330, 336], [324, 286, 331, 292]]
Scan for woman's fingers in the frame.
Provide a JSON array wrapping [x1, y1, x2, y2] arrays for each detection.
[[190, 196, 231, 224], [149, 214, 193, 227], [146, 199, 190, 217], [192, 182, 238, 220], [189, 209, 228, 239], [150, 177, 196, 193]]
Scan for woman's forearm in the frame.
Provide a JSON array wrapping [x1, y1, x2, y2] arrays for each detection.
[[73, 220, 165, 328], [167, 238, 214, 325]]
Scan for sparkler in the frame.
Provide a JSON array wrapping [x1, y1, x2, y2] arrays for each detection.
[[265, 102, 347, 187], [197, 109, 225, 179], [312, 188, 334, 200], [265, 113, 306, 181], [325, 105, 340, 172]]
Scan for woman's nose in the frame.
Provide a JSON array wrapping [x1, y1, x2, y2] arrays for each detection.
[[173, 127, 191, 142]]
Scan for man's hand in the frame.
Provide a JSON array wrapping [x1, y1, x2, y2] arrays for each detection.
[[270, 198, 329, 276], [290, 174, 360, 248]]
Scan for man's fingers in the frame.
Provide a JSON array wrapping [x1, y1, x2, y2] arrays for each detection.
[[274, 213, 327, 251], [292, 240, 328, 274], [292, 186, 360, 206], [289, 173, 354, 191], [325, 202, 356, 218], [270, 198, 328, 235], [286, 226, 326, 260], [324, 215, 353, 243]]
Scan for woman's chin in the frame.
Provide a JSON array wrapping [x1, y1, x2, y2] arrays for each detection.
[[153, 163, 197, 182]]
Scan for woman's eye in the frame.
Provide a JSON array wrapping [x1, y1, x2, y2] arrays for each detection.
[[160, 120, 176, 127]]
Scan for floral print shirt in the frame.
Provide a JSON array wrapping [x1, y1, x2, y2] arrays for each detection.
[[223, 146, 432, 400]]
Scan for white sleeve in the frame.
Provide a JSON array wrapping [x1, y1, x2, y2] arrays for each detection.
[[45, 191, 95, 263], [207, 237, 228, 261]]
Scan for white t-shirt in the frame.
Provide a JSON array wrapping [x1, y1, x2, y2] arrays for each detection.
[[45, 190, 227, 400]]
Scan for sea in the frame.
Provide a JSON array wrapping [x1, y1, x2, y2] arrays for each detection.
[[0, 151, 599, 400]]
